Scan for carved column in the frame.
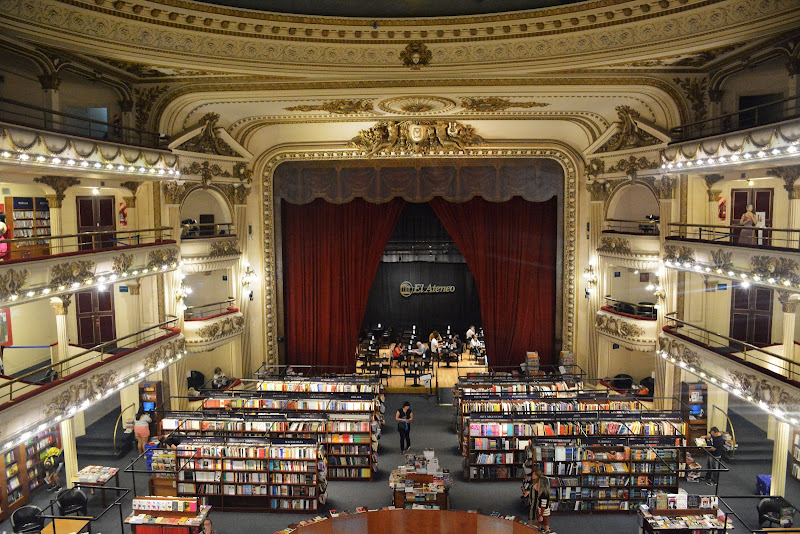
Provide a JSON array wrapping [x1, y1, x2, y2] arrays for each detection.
[[768, 166, 800, 248], [163, 181, 187, 411], [228, 183, 252, 377], [38, 73, 62, 128], [771, 420, 791, 496], [34, 176, 80, 254], [655, 177, 678, 410], [128, 281, 143, 344], [586, 182, 607, 380], [778, 291, 799, 378], [49, 295, 71, 367], [59, 417, 79, 489]]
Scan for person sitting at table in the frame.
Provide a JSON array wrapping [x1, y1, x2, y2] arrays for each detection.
[[466, 325, 476, 342], [391, 343, 405, 366], [413, 341, 427, 357], [212, 367, 229, 389], [430, 332, 440, 356], [452, 334, 464, 358]]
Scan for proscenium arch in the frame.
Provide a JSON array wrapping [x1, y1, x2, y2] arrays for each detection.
[[253, 142, 582, 368]]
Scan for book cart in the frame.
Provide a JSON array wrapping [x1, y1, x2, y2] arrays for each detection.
[[513, 409, 686, 514], [173, 437, 327, 513]]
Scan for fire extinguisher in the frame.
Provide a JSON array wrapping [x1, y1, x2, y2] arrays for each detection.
[[119, 202, 128, 226], [717, 197, 727, 221]]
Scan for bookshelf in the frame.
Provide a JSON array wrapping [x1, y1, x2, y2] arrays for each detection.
[[174, 438, 327, 512], [140, 381, 164, 429], [3, 196, 51, 259], [791, 429, 800, 481], [680, 382, 708, 449], [0, 424, 61, 522], [197, 384, 383, 481], [146, 443, 178, 496]]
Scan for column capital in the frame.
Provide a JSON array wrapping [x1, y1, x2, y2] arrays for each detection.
[[778, 290, 799, 313], [707, 189, 721, 202], [34, 176, 81, 208], [703, 173, 724, 189], [49, 294, 72, 315], [586, 180, 610, 202], [702, 275, 718, 291], [163, 181, 186, 205], [38, 73, 62, 91], [766, 166, 800, 197], [128, 281, 141, 296], [120, 181, 141, 196]]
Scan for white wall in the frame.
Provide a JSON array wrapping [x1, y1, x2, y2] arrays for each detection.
[[720, 57, 794, 116], [4, 299, 57, 375], [607, 184, 659, 221], [184, 270, 233, 308], [180, 189, 231, 227], [607, 346, 655, 384], [606, 267, 658, 305]]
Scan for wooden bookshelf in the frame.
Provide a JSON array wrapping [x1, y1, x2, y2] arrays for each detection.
[[3, 196, 50, 259], [140, 381, 164, 430], [791, 428, 800, 481], [680, 382, 708, 450], [174, 438, 327, 513]]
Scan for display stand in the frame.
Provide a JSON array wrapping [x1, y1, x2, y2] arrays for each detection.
[[389, 451, 451, 510], [125, 496, 210, 534], [638, 505, 729, 533]]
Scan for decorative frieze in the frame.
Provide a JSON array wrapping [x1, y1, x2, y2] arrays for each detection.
[[350, 120, 483, 156], [112, 253, 134, 276], [49, 260, 96, 290], [209, 240, 242, 258], [708, 249, 733, 271], [750, 256, 799, 284], [147, 249, 179, 270], [400, 42, 431, 69], [0, 268, 29, 301], [285, 99, 373, 115], [198, 315, 245, 340], [44, 370, 118, 418], [142, 338, 187, 370], [163, 181, 186, 205], [597, 237, 632, 254], [460, 97, 549, 112], [606, 155, 659, 178]]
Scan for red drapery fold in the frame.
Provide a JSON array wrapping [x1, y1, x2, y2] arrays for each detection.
[[429, 196, 557, 368], [282, 198, 406, 369]]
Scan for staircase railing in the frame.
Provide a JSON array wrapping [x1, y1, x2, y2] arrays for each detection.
[[712, 404, 737, 460], [113, 403, 136, 456]]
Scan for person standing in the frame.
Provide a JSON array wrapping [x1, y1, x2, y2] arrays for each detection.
[[199, 518, 218, 534], [701, 426, 725, 485], [134, 407, 152, 455], [466, 325, 476, 342], [529, 468, 553, 533], [396, 401, 414, 452], [430, 332, 440, 355], [738, 204, 758, 245]]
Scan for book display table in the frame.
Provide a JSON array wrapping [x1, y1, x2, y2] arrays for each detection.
[[638, 506, 731, 533], [389, 451, 451, 510], [70, 465, 120, 507], [125, 496, 210, 534]]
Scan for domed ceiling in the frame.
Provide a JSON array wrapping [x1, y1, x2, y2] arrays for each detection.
[[192, 0, 588, 18]]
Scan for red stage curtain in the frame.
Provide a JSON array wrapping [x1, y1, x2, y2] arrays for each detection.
[[430, 196, 557, 367], [282, 198, 405, 369]]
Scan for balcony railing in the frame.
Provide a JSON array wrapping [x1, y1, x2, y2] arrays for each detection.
[[669, 94, 800, 143], [0, 318, 179, 405], [0, 97, 165, 149], [184, 298, 236, 320], [663, 313, 799, 383], [181, 222, 235, 239], [603, 296, 657, 320], [602, 218, 660, 236], [667, 222, 800, 250]]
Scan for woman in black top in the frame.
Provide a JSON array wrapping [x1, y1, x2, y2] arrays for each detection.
[[529, 468, 552, 533], [395, 401, 414, 452]]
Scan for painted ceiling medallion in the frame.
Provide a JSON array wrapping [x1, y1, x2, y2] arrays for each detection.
[[377, 96, 456, 116]]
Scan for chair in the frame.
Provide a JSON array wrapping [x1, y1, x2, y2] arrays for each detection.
[[377, 363, 390, 386], [404, 362, 421, 385], [757, 496, 795, 528], [11, 505, 44, 533], [56, 487, 89, 516], [187, 370, 205, 392]]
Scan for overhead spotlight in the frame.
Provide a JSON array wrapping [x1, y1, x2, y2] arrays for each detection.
[[748, 179, 754, 186], [92, 188, 100, 195]]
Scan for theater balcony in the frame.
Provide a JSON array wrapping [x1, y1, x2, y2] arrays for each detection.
[[0, 98, 179, 179], [0, 227, 179, 309], [661, 223, 800, 295], [660, 95, 800, 175], [0, 319, 185, 448], [659, 314, 800, 423], [596, 297, 658, 352], [179, 225, 241, 273], [183, 299, 245, 353]]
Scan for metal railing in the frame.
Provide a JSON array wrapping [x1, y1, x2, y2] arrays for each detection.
[[668, 222, 800, 249], [0, 97, 165, 149], [113, 403, 136, 455], [181, 222, 235, 239], [664, 313, 800, 383], [0, 317, 179, 405], [602, 218, 660, 235], [184, 298, 236, 320], [0, 226, 174, 261], [603, 296, 657, 319], [670, 94, 800, 143]]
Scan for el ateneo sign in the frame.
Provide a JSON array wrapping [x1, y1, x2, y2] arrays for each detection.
[[400, 281, 456, 298]]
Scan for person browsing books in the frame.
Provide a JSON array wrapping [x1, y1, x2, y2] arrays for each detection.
[[529, 468, 553, 533], [700, 426, 725, 485], [396, 401, 413, 452]]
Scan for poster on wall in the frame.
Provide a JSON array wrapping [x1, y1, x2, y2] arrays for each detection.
[[0, 307, 12, 347]]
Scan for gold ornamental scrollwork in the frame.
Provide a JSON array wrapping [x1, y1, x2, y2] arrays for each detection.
[[658, 337, 701, 367], [597, 237, 632, 254], [673, 77, 709, 122], [750, 256, 799, 284], [460, 97, 549, 112], [596, 105, 661, 153], [147, 248, 179, 270], [209, 240, 242, 258], [44, 370, 118, 418], [112, 253, 134, 276], [197, 315, 245, 341], [33, 176, 81, 208], [182, 160, 232, 187], [350, 120, 483, 157], [708, 249, 733, 271], [142, 338, 187, 370], [221, 183, 250, 206], [176, 113, 238, 157], [285, 99, 374, 115], [727, 369, 800, 413], [0, 268, 30, 301], [606, 155, 660, 178], [163, 181, 187, 205], [134, 85, 169, 131], [49, 260, 96, 290], [595, 313, 646, 340]]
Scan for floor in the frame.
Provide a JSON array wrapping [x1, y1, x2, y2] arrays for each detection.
[[3, 394, 799, 534]]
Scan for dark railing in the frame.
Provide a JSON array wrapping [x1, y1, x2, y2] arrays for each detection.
[[184, 298, 236, 320], [181, 222, 235, 239], [0, 226, 174, 261], [0, 318, 179, 405], [602, 218, 660, 236], [603, 296, 657, 319], [0, 97, 165, 149], [668, 222, 800, 250], [670, 94, 800, 143], [664, 313, 799, 383]]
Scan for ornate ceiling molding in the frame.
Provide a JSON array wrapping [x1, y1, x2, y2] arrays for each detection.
[[460, 97, 549, 112], [350, 120, 483, 156], [593, 105, 662, 154], [286, 99, 374, 115], [258, 142, 580, 368], [377, 96, 457, 115]]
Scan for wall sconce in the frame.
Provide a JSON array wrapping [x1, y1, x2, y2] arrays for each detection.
[[176, 282, 192, 311], [241, 266, 256, 288], [583, 264, 598, 297], [645, 270, 666, 304]]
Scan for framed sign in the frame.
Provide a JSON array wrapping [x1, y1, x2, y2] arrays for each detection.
[[0, 307, 12, 346]]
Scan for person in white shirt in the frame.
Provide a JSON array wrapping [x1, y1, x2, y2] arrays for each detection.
[[430, 334, 440, 354], [466, 325, 476, 342]]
